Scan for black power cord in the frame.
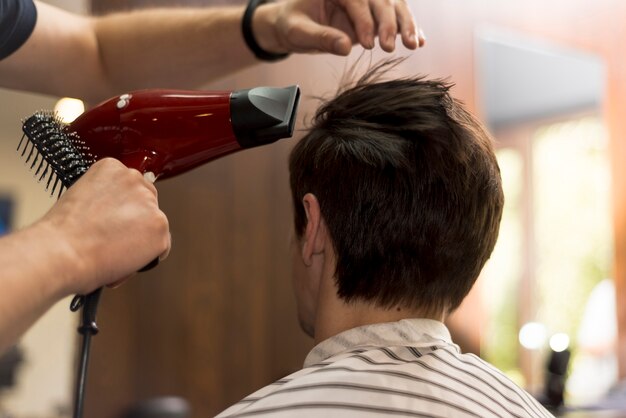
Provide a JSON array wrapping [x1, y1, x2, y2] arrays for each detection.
[[70, 288, 103, 418]]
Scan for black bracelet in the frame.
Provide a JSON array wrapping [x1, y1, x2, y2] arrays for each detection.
[[242, 0, 290, 62]]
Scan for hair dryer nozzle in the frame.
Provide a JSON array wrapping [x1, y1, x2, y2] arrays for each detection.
[[230, 85, 300, 148]]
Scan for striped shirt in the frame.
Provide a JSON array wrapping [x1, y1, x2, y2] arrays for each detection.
[[216, 319, 554, 417]]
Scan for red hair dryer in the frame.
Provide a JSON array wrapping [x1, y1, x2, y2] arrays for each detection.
[[67, 85, 300, 179]]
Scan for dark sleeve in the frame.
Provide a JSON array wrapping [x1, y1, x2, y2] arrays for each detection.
[[0, 0, 37, 60]]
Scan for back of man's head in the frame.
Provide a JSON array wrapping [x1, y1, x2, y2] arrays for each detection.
[[289, 60, 504, 315]]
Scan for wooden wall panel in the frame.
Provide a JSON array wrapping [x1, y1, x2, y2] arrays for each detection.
[[85, 1, 626, 416]]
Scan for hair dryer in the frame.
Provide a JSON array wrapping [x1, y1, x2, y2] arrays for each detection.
[[67, 85, 300, 179]]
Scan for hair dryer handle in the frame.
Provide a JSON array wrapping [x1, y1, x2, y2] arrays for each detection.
[[139, 258, 159, 272]]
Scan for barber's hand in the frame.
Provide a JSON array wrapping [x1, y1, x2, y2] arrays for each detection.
[[37, 158, 171, 295], [255, 0, 424, 56]]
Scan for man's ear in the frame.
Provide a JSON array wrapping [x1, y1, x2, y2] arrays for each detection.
[[301, 193, 327, 266]]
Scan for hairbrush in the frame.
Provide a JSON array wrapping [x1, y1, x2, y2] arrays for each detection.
[[19, 111, 93, 197]]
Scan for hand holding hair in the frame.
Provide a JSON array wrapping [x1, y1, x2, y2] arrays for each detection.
[[252, 0, 425, 57]]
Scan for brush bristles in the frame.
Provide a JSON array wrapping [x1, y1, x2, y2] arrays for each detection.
[[20, 111, 95, 198]]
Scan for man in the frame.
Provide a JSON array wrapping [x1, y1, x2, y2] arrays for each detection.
[[0, 0, 423, 353], [217, 61, 553, 417]]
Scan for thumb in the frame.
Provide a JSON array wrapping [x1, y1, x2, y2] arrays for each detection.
[[287, 17, 352, 55]]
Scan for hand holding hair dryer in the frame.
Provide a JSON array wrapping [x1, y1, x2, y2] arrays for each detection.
[[19, 85, 300, 418]]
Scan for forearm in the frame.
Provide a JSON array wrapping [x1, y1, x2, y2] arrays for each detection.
[[0, 0, 421, 102], [92, 5, 265, 99], [0, 2, 280, 103], [0, 222, 74, 352]]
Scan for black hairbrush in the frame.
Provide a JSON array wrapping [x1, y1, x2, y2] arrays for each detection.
[[20, 111, 103, 418], [20, 111, 94, 197]]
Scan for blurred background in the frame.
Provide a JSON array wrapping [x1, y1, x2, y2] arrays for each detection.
[[2, 0, 626, 417]]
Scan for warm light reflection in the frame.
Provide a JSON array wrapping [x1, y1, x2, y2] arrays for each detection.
[[54, 97, 85, 123]]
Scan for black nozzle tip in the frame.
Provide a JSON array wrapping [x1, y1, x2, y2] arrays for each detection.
[[230, 85, 300, 148]]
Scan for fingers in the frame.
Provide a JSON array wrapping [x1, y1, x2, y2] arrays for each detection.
[[279, 0, 423, 55], [143, 171, 157, 184], [370, 0, 397, 52], [146, 184, 172, 261], [107, 229, 170, 291], [284, 16, 353, 55], [336, 0, 376, 49], [160, 231, 172, 261], [335, 0, 424, 52], [142, 171, 158, 198], [394, 0, 420, 49], [53, 157, 172, 292], [106, 275, 134, 289]]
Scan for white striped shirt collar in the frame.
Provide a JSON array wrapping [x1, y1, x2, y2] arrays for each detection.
[[304, 318, 455, 368]]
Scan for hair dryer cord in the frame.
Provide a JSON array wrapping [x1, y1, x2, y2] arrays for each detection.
[[71, 288, 103, 418]]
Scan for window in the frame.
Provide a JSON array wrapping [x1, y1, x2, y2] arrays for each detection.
[[481, 115, 615, 402]]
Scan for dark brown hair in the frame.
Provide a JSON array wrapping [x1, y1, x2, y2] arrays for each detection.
[[289, 60, 504, 314]]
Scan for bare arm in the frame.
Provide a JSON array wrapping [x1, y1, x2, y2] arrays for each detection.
[[0, 0, 422, 103], [0, 222, 74, 352], [0, 159, 170, 352]]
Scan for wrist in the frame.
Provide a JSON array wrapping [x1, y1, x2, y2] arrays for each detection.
[[29, 219, 86, 298], [252, 3, 286, 54], [245, 1, 290, 60]]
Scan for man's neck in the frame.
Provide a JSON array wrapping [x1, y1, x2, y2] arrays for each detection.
[[310, 247, 445, 345], [313, 291, 446, 345]]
